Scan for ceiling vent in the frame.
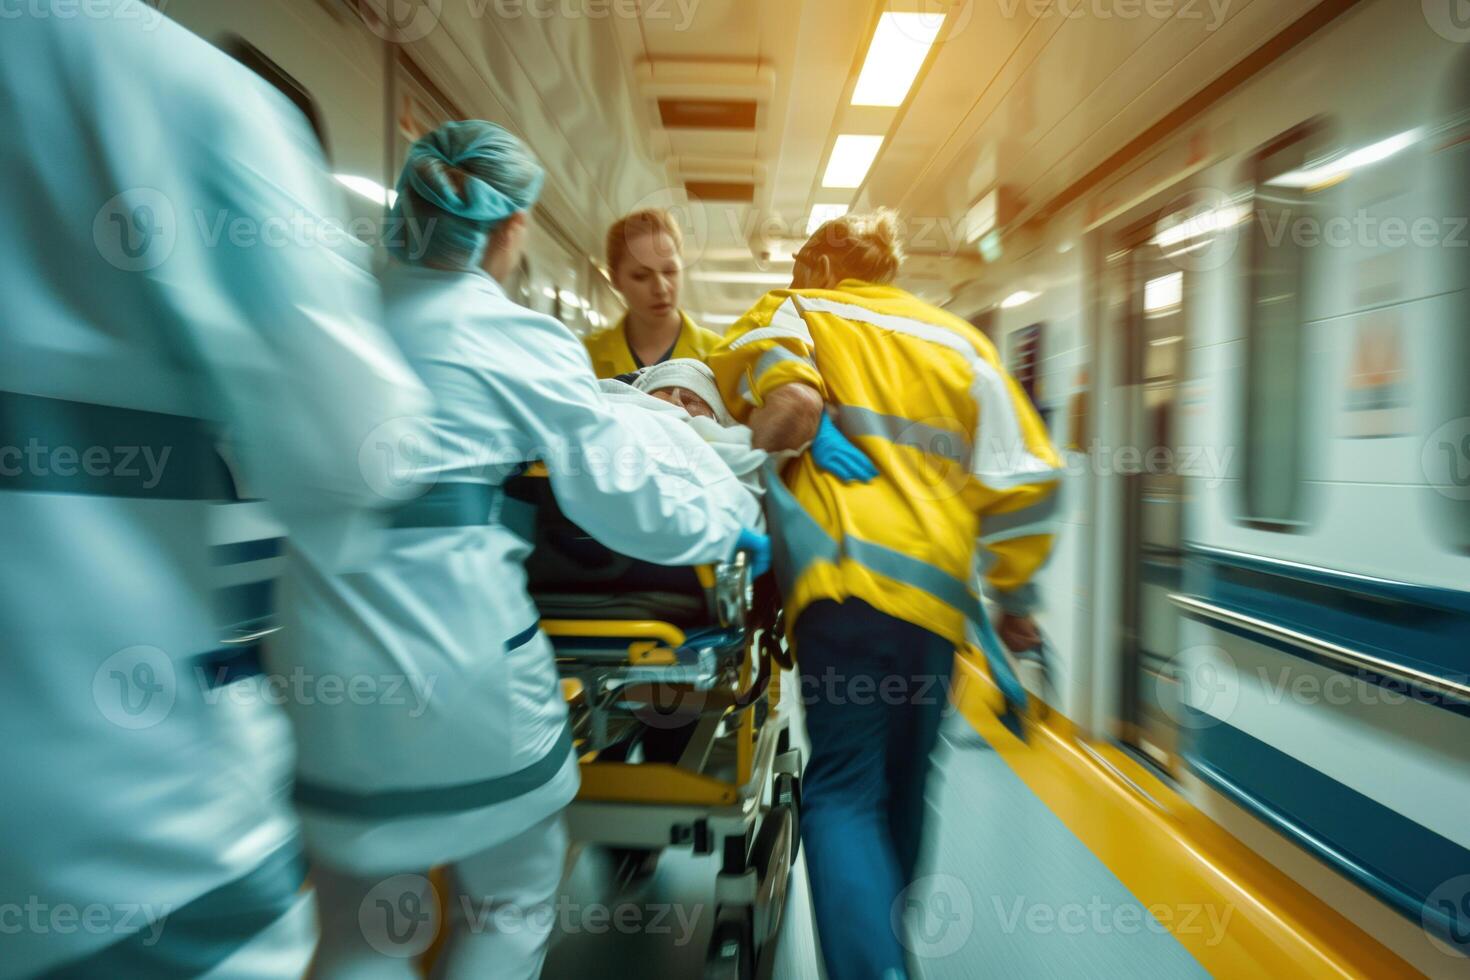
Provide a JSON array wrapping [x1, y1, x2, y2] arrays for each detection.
[[684, 181, 756, 203], [658, 99, 759, 131]]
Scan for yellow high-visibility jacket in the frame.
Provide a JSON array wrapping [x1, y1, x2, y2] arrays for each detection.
[[584, 310, 724, 379], [706, 280, 1061, 652]]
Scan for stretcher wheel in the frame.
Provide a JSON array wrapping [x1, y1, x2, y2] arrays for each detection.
[[773, 772, 801, 867], [750, 804, 794, 968], [704, 910, 754, 980]]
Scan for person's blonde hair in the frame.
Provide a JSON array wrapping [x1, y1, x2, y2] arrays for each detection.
[[606, 208, 685, 276], [799, 208, 904, 285]]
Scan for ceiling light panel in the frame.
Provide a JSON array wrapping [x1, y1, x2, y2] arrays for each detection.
[[851, 13, 944, 107], [822, 135, 885, 189]]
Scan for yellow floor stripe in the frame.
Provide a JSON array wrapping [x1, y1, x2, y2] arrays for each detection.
[[951, 654, 1421, 979]]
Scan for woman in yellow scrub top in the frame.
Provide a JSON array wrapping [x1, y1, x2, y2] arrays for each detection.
[[585, 208, 724, 378]]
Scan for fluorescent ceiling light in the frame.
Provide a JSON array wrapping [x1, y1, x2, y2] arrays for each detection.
[[1151, 205, 1247, 249], [1000, 290, 1039, 309], [1144, 271, 1183, 314], [334, 174, 397, 208], [822, 135, 885, 189], [851, 13, 944, 108], [807, 203, 851, 235], [1268, 129, 1422, 189], [690, 270, 793, 285]]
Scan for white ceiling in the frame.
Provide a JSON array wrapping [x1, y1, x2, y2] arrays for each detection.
[[404, 0, 1322, 319]]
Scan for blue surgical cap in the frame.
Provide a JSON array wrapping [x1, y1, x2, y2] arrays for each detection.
[[388, 120, 546, 270]]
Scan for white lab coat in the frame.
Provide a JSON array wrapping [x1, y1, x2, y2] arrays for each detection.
[[0, 4, 431, 978], [274, 262, 744, 875]]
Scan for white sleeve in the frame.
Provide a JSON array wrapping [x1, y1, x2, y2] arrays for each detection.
[[484, 316, 744, 567], [174, 82, 432, 524]]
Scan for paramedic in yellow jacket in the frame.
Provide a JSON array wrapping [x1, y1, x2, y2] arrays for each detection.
[[707, 210, 1061, 980], [585, 208, 724, 377]]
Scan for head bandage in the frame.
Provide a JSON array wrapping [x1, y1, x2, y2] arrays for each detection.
[[633, 359, 734, 426]]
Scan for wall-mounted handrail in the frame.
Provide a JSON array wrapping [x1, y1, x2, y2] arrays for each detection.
[[1168, 593, 1470, 706]]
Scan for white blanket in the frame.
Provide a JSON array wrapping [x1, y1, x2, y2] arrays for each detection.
[[598, 380, 767, 530]]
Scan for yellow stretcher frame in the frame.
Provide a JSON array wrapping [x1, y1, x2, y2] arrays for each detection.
[[544, 596, 783, 809]]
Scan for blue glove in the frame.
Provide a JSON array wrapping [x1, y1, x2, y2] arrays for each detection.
[[810, 413, 879, 483], [734, 527, 771, 578]]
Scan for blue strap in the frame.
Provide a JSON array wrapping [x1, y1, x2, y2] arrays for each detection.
[[39, 838, 307, 980], [293, 721, 574, 820], [0, 390, 239, 500], [390, 482, 502, 529]]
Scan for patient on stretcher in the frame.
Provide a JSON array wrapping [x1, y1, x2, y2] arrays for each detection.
[[510, 359, 769, 625], [599, 358, 768, 530]]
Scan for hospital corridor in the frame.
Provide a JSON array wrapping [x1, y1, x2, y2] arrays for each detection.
[[2, 1, 1468, 978]]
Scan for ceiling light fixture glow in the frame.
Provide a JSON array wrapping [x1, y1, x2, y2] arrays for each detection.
[[334, 174, 397, 208], [1268, 129, 1422, 189], [851, 13, 944, 108], [1000, 290, 1039, 310], [1151, 205, 1248, 249], [822, 134, 885, 189]]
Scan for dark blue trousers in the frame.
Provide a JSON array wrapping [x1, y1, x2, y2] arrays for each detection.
[[794, 599, 955, 980]]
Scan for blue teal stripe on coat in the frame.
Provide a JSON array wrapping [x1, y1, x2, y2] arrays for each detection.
[[293, 723, 574, 820], [38, 838, 306, 979]]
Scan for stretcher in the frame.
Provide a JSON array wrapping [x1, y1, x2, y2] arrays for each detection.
[[504, 468, 803, 979]]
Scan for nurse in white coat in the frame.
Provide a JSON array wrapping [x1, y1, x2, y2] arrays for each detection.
[[274, 121, 768, 979], [0, 4, 432, 978]]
